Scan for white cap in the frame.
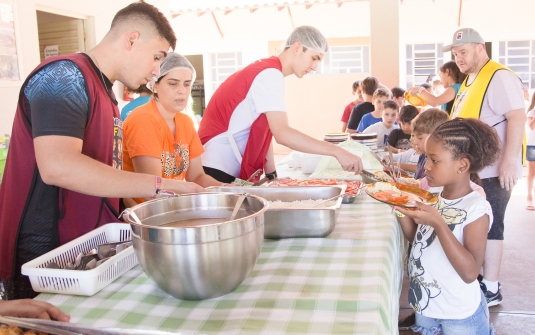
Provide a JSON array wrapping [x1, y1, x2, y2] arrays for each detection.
[[147, 52, 196, 92], [283, 25, 328, 54], [442, 28, 485, 52]]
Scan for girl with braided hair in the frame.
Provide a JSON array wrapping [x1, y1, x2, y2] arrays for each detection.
[[395, 118, 499, 335]]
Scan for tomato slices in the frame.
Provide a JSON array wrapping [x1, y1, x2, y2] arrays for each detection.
[[371, 190, 412, 206], [269, 179, 362, 196]]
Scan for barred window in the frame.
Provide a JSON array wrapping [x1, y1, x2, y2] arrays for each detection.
[[498, 40, 535, 89], [405, 43, 444, 88], [211, 52, 242, 92]]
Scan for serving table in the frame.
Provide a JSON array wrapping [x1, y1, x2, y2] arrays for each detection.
[[36, 157, 405, 335]]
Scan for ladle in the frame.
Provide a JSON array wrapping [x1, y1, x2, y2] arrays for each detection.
[[229, 193, 248, 220]]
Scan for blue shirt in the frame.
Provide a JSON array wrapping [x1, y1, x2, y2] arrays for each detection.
[[442, 83, 461, 111], [357, 113, 382, 132], [121, 96, 151, 121]]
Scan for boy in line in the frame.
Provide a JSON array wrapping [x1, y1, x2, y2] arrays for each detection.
[[346, 76, 379, 133], [388, 105, 419, 153], [356, 88, 391, 132], [391, 86, 406, 108], [362, 100, 399, 149], [340, 81, 363, 132]]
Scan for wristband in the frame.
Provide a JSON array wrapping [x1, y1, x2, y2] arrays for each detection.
[[396, 210, 405, 218], [151, 176, 163, 198], [265, 171, 278, 180]]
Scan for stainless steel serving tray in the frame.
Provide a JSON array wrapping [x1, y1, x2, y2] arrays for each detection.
[[208, 185, 346, 239]]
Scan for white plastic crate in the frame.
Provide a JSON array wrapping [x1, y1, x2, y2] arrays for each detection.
[[21, 223, 137, 296]]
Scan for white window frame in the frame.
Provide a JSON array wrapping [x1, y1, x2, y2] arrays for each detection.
[[498, 40, 535, 89], [317, 45, 370, 74], [210, 51, 242, 94], [405, 43, 444, 89]]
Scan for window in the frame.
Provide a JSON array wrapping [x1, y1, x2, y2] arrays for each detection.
[[498, 40, 535, 89], [319, 45, 370, 74], [405, 43, 444, 89], [278, 45, 369, 75], [210, 52, 242, 92]]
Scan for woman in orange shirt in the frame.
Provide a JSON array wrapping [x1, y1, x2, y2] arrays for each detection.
[[123, 53, 222, 206]]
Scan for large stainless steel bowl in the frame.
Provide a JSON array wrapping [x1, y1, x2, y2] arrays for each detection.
[[122, 192, 268, 300]]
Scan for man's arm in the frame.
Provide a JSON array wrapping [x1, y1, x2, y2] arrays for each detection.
[[263, 140, 276, 174], [500, 108, 526, 190], [34, 136, 204, 198], [265, 111, 363, 172]]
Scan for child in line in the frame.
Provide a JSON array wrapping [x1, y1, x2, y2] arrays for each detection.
[[388, 108, 448, 176], [391, 86, 406, 108], [346, 76, 379, 133], [395, 118, 499, 335], [341, 81, 363, 132], [388, 105, 419, 153], [362, 99, 399, 149], [356, 88, 391, 132]]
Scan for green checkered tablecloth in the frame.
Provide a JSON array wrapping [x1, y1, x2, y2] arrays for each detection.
[[36, 158, 404, 335]]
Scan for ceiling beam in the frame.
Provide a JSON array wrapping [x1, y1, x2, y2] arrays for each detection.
[[211, 12, 224, 39], [287, 6, 295, 29], [458, 0, 463, 26]]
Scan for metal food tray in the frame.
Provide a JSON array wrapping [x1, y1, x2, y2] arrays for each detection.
[[208, 185, 346, 239]]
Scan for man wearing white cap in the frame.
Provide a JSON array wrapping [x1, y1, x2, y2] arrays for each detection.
[[198, 26, 363, 183], [446, 28, 526, 306]]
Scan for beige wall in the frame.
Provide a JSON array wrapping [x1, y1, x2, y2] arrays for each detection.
[[0, 0, 169, 136], [274, 73, 369, 155], [369, 0, 399, 89]]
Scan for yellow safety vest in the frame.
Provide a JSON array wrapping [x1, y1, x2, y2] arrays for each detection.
[[451, 60, 512, 119], [451, 60, 527, 162]]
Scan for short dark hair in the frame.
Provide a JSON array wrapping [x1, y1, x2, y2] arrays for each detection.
[[383, 99, 399, 112], [111, 1, 177, 50], [391, 86, 406, 99], [352, 80, 360, 93], [399, 105, 419, 122], [360, 77, 379, 96], [421, 82, 432, 89], [412, 108, 449, 134]]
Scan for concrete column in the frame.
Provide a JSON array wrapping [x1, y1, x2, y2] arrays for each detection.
[[369, 0, 400, 89]]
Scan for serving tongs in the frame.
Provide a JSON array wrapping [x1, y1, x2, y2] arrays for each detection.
[[241, 169, 262, 186], [0, 316, 178, 335]]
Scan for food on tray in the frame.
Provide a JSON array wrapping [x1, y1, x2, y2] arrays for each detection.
[[310, 169, 360, 180], [367, 182, 419, 206], [373, 170, 393, 182], [267, 199, 335, 208], [398, 177, 419, 187], [269, 179, 362, 196], [0, 324, 46, 335]]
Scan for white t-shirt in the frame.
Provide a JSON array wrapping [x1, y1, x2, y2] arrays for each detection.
[[201, 68, 286, 176], [527, 109, 535, 146], [469, 70, 525, 179], [409, 191, 493, 319], [362, 122, 399, 149]]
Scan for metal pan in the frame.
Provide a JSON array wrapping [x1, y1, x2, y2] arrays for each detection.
[[207, 185, 346, 239]]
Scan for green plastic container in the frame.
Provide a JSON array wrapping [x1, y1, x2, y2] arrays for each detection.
[[0, 148, 7, 177]]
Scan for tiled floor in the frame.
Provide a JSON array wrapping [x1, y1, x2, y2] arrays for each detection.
[[399, 168, 535, 334]]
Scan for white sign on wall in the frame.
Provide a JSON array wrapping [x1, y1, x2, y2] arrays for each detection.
[[44, 45, 58, 59]]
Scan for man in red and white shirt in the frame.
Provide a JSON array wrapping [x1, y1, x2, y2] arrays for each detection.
[[198, 26, 364, 183]]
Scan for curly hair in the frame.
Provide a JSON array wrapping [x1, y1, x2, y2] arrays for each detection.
[[440, 61, 467, 84], [111, 1, 177, 50], [372, 87, 391, 100], [430, 118, 501, 174]]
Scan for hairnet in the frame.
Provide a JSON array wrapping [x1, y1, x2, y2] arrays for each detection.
[[283, 25, 328, 54], [147, 52, 196, 92]]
